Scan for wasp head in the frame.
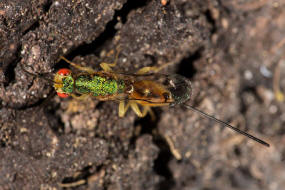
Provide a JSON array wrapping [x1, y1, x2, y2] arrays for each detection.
[[53, 68, 74, 98]]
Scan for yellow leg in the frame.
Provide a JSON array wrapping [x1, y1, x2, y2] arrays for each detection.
[[135, 62, 175, 74], [119, 101, 131, 117], [140, 106, 155, 120], [60, 56, 95, 74], [100, 47, 121, 72], [129, 102, 143, 117], [130, 102, 153, 118], [141, 106, 150, 118], [119, 100, 152, 118], [147, 108, 155, 121], [71, 94, 89, 100], [100, 62, 116, 72], [136, 67, 159, 75]]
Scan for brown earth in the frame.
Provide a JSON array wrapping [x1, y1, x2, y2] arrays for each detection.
[[0, 0, 284, 189]]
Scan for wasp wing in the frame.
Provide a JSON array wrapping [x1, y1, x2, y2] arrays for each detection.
[[111, 73, 192, 106]]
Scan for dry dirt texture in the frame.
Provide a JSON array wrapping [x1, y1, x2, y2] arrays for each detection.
[[0, 0, 285, 190]]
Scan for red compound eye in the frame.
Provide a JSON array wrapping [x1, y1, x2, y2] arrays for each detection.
[[57, 92, 69, 98], [57, 68, 71, 76]]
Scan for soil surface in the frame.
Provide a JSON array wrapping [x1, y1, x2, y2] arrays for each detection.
[[0, 0, 285, 189]]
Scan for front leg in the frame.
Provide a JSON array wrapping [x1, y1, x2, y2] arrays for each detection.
[[60, 56, 96, 74], [71, 94, 89, 100]]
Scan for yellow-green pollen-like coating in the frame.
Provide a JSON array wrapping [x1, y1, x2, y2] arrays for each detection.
[[70, 75, 125, 96]]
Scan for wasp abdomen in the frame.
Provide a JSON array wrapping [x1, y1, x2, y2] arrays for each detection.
[[166, 75, 192, 106]]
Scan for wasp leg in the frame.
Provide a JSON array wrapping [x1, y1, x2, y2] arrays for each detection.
[[119, 101, 131, 117], [100, 62, 116, 72], [140, 106, 155, 120], [132, 103, 143, 117], [119, 100, 155, 119], [164, 134, 182, 160], [130, 102, 143, 117], [129, 102, 149, 118], [119, 100, 144, 117], [60, 56, 96, 74], [147, 107, 156, 121], [136, 67, 158, 75], [100, 47, 121, 72], [136, 62, 175, 74], [71, 94, 89, 100]]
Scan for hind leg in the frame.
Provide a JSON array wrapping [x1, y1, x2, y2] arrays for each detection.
[[136, 62, 175, 74], [129, 102, 154, 119]]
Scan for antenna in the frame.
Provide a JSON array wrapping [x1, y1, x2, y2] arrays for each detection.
[[20, 64, 56, 84], [182, 104, 270, 147]]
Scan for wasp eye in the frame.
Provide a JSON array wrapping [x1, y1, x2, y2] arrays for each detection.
[[57, 68, 71, 76], [57, 92, 69, 98]]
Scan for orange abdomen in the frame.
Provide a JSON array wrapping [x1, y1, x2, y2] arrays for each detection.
[[129, 80, 174, 106]]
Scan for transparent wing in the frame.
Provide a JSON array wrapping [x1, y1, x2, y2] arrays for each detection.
[[113, 73, 192, 106]]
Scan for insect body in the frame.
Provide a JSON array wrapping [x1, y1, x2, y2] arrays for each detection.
[[51, 56, 270, 147], [54, 61, 192, 118]]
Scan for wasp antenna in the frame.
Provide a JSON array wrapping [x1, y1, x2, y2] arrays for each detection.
[[182, 104, 270, 147], [20, 64, 55, 84]]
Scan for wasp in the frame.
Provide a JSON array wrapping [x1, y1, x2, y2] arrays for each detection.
[[22, 51, 270, 147], [54, 56, 192, 117]]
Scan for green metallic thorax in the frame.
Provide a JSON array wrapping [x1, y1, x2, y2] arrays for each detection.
[[62, 74, 125, 96], [61, 75, 74, 94]]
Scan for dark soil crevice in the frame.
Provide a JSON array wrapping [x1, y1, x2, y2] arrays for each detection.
[[134, 114, 175, 190], [61, 165, 94, 188], [204, 9, 217, 34], [154, 141, 175, 190], [217, 0, 232, 15], [3, 49, 20, 86], [43, 0, 53, 13], [22, 21, 40, 36], [63, 0, 150, 59], [177, 48, 201, 79]]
